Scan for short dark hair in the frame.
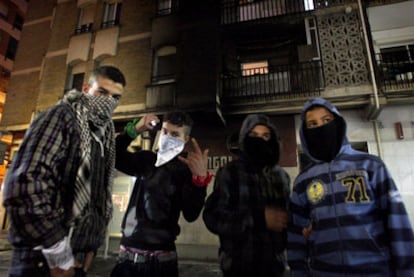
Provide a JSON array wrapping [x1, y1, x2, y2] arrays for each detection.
[[164, 112, 193, 135], [89, 66, 126, 86]]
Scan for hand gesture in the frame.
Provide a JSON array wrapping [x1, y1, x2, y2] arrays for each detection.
[[178, 138, 209, 177], [135, 114, 160, 133], [265, 207, 288, 232]]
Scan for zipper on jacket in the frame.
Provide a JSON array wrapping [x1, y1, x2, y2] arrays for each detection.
[[329, 161, 346, 275]]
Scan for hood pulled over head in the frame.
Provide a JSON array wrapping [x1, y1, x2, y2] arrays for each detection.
[[300, 98, 347, 163], [238, 114, 280, 166]]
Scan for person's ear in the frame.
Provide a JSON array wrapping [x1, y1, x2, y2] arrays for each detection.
[[185, 135, 190, 143], [82, 83, 89, 94]]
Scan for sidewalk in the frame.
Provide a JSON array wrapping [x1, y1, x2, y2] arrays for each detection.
[[0, 250, 221, 277], [0, 230, 221, 276], [89, 254, 221, 277]]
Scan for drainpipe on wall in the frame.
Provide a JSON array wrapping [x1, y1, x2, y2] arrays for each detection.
[[357, 0, 383, 158]]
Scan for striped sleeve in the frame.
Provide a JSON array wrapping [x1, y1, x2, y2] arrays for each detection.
[[378, 163, 414, 276]]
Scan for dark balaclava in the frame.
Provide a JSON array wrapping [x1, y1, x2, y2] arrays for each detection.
[[243, 130, 280, 167], [303, 116, 344, 162]]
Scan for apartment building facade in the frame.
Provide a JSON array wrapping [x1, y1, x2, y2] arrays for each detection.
[[0, 0, 413, 259], [0, 0, 28, 231]]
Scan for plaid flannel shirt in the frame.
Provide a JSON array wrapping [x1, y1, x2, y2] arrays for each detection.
[[3, 103, 80, 248]]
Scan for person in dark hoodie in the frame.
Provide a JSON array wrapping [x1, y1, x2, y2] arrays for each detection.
[[203, 114, 290, 277], [288, 98, 414, 276]]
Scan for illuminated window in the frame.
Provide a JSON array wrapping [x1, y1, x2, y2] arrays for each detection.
[[241, 61, 269, 76], [304, 0, 314, 11]]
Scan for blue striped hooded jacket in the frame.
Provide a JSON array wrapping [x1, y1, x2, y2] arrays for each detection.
[[288, 98, 414, 276]]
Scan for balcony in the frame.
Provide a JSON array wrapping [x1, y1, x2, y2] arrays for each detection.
[[221, 0, 399, 25], [221, 0, 357, 25], [0, 17, 22, 40], [221, 61, 323, 103], [101, 19, 120, 29], [222, 0, 305, 24], [376, 53, 414, 96], [74, 23, 93, 35]]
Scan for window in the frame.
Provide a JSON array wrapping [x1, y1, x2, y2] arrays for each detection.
[[305, 17, 320, 60], [241, 61, 269, 76], [152, 46, 176, 83], [379, 44, 414, 82], [102, 1, 122, 28], [75, 5, 94, 34], [71, 73, 85, 91], [1, 68, 10, 77], [6, 37, 18, 60], [13, 14, 24, 31], [0, 2, 8, 19], [304, 0, 315, 11], [66, 64, 86, 92], [157, 0, 178, 15], [380, 46, 412, 63]]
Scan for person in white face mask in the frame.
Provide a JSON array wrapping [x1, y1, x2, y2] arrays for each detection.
[[3, 66, 126, 277], [112, 112, 211, 277]]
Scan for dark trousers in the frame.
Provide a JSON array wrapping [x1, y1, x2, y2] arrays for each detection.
[[9, 248, 50, 277], [110, 259, 178, 277], [223, 267, 285, 277]]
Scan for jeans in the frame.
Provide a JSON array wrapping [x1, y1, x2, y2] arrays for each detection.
[[110, 259, 178, 277], [9, 249, 50, 277]]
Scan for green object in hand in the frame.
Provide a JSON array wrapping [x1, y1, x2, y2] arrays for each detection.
[[125, 118, 141, 139]]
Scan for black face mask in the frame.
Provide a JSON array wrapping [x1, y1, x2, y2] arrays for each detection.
[[304, 119, 343, 162], [243, 136, 279, 166]]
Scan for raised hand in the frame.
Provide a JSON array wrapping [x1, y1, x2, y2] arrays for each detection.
[[178, 138, 209, 177], [135, 114, 160, 133]]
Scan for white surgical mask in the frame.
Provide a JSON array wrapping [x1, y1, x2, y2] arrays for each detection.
[[155, 134, 185, 167]]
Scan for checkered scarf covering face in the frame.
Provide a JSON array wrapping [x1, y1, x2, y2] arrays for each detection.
[[61, 90, 116, 223]]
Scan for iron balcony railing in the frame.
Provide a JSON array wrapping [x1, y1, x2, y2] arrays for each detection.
[[221, 0, 399, 24], [74, 23, 93, 35], [375, 53, 414, 92], [221, 0, 356, 24], [101, 19, 120, 29], [151, 73, 176, 84], [221, 61, 323, 101]]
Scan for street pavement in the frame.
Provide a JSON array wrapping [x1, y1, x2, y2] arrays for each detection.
[[0, 230, 222, 277], [0, 250, 222, 277]]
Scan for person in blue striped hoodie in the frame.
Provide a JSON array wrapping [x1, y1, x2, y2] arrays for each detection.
[[288, 97, 414, 276]]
